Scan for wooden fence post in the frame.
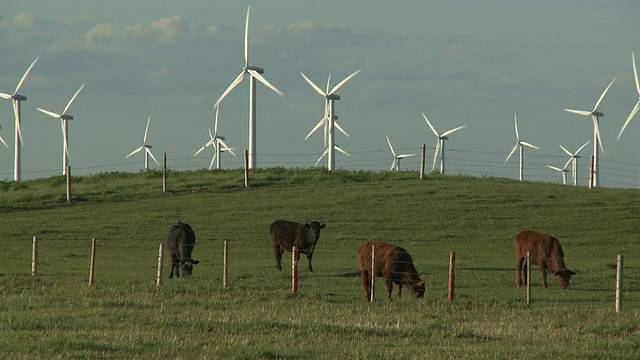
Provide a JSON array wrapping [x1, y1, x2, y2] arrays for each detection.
[[420, 144, 426, 180], [370, 245, 376, 302], [223, 240, 229, 289], [66, 166, 72, 203], [32, 236, 38, 276], [157, 243, 164, 287], [616, 255, 624, 313], [292, 246, 298, 295], [163, 152, 167, 193], [89, 238, 97, 286], [244, 150, 250, 188], [526, 251, 531, 306], [448, 251, 456, 301]]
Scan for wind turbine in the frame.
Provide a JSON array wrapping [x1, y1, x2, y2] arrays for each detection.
[[564, 77, 616, 187], [301, 70, 361, 170], [213, 6, 283, 169], [195, 106, 236, 170], [0, 57, 39, 181], [618, 52, 640, 140], [386, 136, 415, 171], [422, 113, 465, 174], [36, 84, 85, 176], [546, 164, 569, 185], [127, 116, 159, 171], [505, 113, 539, 181], [559, 141, 590, 186]]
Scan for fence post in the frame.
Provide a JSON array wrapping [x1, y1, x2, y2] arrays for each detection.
[[292, 246, 298, 295], [420, 144, 426, 180], [244, 150, 250, 188], [370, 245, 376, 302], [526, 251, 531, 306], [157, 243, 164, 287], [448, 251, 456, 301], [223, 240, 229, 289], [89, 238, 97, 286], [32, 236, 38, 276], [163, 152, 167, 193], [66, 166, 72, 203], [616, 255, 624, 313]]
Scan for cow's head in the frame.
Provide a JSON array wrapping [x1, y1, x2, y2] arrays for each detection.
[[412, 280, 426, 299], [305, 221, 326, 244], [554, 268, 576, 289], [179, 259, 200, 277]]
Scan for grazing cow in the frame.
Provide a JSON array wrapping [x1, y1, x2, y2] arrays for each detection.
[[515, 230, 575, 289], [357, 241, 426, 301], [270, 220, 325, 272], [166, 221, 199, 278]]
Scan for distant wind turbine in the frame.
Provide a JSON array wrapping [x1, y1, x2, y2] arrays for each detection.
[[386, 136, 415, 171], [36, 84, 85, 176], [213, 6, 283, 169], [0, 57, 39, 181], [559, 141, 589, 186], [618, 52, 640, 140], [195, 106, 236, 170], [547, 164, 569, 185], [301, 70, 361, 171], [422, 113, 465, 174], [564, 77, 616, 187], [505, 113, 539, 181], [127, 116, 159, 171]]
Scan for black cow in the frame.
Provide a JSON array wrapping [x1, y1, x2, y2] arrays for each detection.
[[270, 220, 325, 272], [166, 221, 199, 278]]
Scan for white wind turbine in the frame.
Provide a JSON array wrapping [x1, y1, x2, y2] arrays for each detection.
[[213, 6, 283, 169], [546, 164, 570, 185], [505, 113, 539, 181], [559, 141, 590, 186], [564, 77, 616, 187], [386, 136, 415, 171], [422, 113, 465, 174], [301, 70, 361, 171], [36, 84, 85, 176], [0, 57, 39, 182], [127, 116, 159, 171], [618, 52, 640, 140], [195, 106, 236, 170]]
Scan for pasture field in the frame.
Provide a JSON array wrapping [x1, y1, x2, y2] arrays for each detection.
[[0, 168, 639, 359]]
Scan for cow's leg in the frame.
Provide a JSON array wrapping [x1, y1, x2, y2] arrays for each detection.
[[307, 252, 314, 273], [516, 256, 524, 287], [169, 254, 178, 278], [360, 270, 371, 301], [273, 245, 283, 271], [397, 282, 402, 298], [540, 265, 548, 288], [384, 275, 393, 300]]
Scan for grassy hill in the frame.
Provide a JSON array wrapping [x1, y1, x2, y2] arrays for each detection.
[[0, 169, 639, 359]]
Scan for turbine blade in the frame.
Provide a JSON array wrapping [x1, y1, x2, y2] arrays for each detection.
[[326, 74, 331, 94], [618, 101, 640, 140], [37, 108, 61, 119], [513, 114, 519, 141], [195, 145, 207, 157], [563, 157, 573, 171], [575, 141, 590, 155], [334, 121, 350, 137], [547, 165, 562, 172], [441, 125, 466, 138], [0, 93, 12, 100], [0, 134, 8, 148], [329, 69, 361, 95], [633, 52, 640, 95], [390, 159, 397, 171], [300, 72, 325, 96], [62, 84, 85, 116], [592, 77, 616, 112], [214, 106, 220, 136], [244, 6, 250, 67], [14, 56, 39, 95], [398, 154, 416, 159], [219, 139, 236, 156], [127, 146, 144, 158], [505, 143, 519, 163], [432, 141, 440, 170], [386, 136, 396, 157], [564, 108, 592, 117], [61, 121, 69, 159], [559, 144, 572, 157], [422, 113, 439, 137], [592, 116, 604, 153], [215, 72, 245, 109], [146, 148, 160, 165], [248, 69, 283, 96], [208, 153, 216, 170], [143, 116, 151, 145], [520, 141, 539, 150], [334, 145, 350, 157], [305, 118, 326, 140], [315, 147, 329, 166]]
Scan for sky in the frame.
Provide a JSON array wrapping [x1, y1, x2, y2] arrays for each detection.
[[1, 1, 639, 188]]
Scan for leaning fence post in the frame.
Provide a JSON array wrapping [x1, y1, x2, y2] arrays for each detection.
[[370, 245, 376, 302], [32, 236, 38, 276], [616, 255, 624, 313], [526, 251, 531, 306], [420, 144, 426, 180], [448, 251, 456, 301], [223, 240, 229, 289], [292, 246, 298, 295], [157, 243, 164, 287], [89, 238, 97, 286]]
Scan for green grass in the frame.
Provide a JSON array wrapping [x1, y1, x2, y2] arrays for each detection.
[[0, 168, 639, 359]]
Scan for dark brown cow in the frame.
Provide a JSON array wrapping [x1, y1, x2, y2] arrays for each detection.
[[515, 230, 575, 289], [270, 220, 325, 272], [166, 221, 199, 278], [357, 241, 426, 301]]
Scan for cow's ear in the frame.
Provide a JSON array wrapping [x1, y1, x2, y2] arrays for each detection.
[[305, 223, 311, 229], [416, 280, 425, 287], [320, 223, 326, 229], [192, 260, 200, 265]]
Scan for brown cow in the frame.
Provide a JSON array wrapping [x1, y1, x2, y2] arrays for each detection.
[[270, 220, 325, 272], [357, 241, 426, 301], [515, 230, 576, 289]]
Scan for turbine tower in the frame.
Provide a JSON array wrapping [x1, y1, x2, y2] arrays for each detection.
[[386, 136, 415, 171], [422, 113, 465, 174], [559, 141, 589, 186], [195, 106, 236, 170], [0, 57, 39, 181], [127, 116, 159, 171], [36, 84, 85, 176], [564, 77, 616, 187], [301, 70, 360, 171], [213, 6, 283, 169], [505, 113, 539, 181]]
